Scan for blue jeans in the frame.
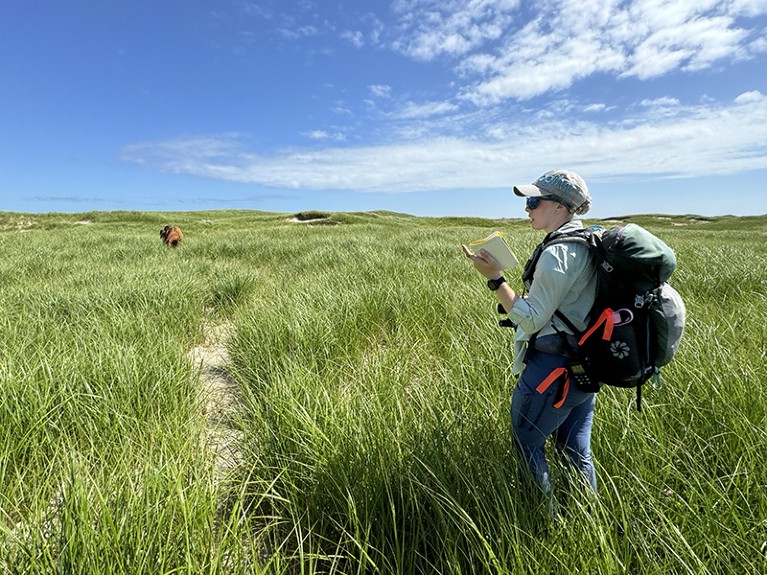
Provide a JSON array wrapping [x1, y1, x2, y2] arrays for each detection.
[[511, 349, 597, 498]]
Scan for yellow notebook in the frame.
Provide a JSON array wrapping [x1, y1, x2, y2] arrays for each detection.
[[468, 231, 519, 270]]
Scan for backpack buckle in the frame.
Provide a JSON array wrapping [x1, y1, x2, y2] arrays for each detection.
[[634, 292, 653, 308]]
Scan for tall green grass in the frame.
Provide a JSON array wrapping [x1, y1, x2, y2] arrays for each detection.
[[0, 210, 765, 574]]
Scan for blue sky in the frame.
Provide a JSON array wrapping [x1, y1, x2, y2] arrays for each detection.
[[2, 1, 767, 219]]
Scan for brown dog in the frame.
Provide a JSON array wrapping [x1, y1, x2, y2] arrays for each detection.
[[160, 225, 183, 247]]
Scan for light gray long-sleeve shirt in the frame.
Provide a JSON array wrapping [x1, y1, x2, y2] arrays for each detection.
[[507, 221, 597, 375]]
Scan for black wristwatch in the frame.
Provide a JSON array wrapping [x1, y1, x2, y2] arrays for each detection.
[[487, 276, 506, 291]]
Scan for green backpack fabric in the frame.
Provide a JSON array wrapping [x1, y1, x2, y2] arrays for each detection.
[[596, 223, 677, 292]]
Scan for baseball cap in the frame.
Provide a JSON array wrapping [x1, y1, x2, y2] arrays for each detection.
[[513, 169, 591, 215]]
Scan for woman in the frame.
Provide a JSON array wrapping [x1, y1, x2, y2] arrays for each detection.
[[462, 169, 598, 501]]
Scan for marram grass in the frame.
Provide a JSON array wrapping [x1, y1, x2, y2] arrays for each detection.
[[0, 210, 765, 574]]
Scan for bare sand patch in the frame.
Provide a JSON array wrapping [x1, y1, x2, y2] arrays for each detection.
[[189, 322, 244, 477]]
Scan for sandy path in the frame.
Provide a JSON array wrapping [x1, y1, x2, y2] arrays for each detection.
[[188, 322, 244, 477]]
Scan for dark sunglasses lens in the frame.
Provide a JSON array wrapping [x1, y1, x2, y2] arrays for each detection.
[[526, 197, 540, 210]]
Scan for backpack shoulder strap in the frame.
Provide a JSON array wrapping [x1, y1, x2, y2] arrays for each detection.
[[554, 309, 580, 335], [523, 227, 603, 349], [521, 227, 600, 286]]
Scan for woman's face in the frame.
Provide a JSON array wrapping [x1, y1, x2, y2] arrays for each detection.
[[525, 197, 564, 231]]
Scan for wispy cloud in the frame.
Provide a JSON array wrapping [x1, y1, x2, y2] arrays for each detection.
[[639, 97, 680, 108], [278, 25, 320, 40], [386, 0, 767, 104], [120, 92, 767, 192], [390, 0, 520, 60], [120, 1, 767, 198], [397, 100, 459, 119], [235, 1, 765, 106], [369, 84, 392, 98], [304, 130, 347, 141], [341, 29, 365, 47], [33, 196, 116, 204]]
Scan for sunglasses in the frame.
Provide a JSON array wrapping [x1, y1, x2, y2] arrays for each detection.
[[525, 197, 559, 210]]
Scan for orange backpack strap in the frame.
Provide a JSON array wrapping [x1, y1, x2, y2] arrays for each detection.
[[536, 367, 570, 409], [578, 307, 615, 345]]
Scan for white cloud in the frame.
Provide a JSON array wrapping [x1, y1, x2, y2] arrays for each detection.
[[639, 97, 681, 107], [369, 84, 392, 98], [748, 28, 767, 53], [459, 32, 625, 103], [391, 0, 520, 60], [398, 100, 459, 119], [734, 90, 764, 103], [119, 3, 767, 198], [278, 25, 320, 40], [341, 30, 365, 47], [121, 92, 767, 192], [387, 0, 767, 104], [729, 0, 767, 17], [120, 135, 244, 165], [623, 15, 747, 78], [332, 103, 354, 116], [304, 130, 347, 141]]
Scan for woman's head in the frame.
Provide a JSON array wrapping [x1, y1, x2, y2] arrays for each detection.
[[513, 169, 591, 215]]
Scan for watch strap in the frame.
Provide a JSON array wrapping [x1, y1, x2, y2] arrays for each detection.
[[487, 276, 506, 291]]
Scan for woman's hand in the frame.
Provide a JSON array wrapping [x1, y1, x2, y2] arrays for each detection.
[[462, 245, 519, 310], [461, 245, 502, 280]]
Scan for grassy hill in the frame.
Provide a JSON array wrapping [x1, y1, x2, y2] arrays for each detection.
[[1, 210, 765, 574]]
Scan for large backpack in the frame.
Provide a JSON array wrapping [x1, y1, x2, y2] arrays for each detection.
[[521, 223, 686, 410]]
